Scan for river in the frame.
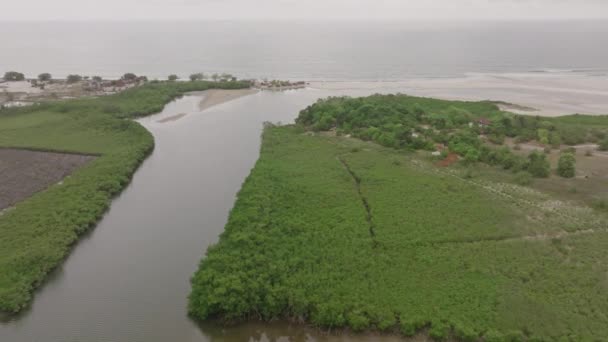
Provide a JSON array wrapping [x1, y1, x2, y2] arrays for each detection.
[[0, 89, 414, 342]]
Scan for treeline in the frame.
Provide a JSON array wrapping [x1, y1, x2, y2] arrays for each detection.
[[0, 80, 251, 313], [296, 94, 607, 178]]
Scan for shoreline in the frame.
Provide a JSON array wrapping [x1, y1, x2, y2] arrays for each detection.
[[3, 72, 608, 117], [308, 73, 608, 117]]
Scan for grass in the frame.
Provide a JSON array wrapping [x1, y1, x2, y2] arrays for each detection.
[[189, 125, 608, 341], [0, 80, 251, 313]]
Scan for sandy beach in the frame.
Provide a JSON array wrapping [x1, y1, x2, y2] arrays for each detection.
[[310, 72, 608, 117]]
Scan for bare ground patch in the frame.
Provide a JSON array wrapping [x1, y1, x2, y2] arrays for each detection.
[[0, 148, 96, 210]]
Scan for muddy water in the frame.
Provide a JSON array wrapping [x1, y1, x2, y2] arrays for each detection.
[[0, 89, 415, 342]]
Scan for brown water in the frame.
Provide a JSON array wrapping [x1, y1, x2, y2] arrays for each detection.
[[0, 89, 418, 342]]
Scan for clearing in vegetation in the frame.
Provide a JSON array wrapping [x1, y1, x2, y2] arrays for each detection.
[[0, 148, 95, 211], [0, 80, 251, 313], [190, 95, 608, 341]]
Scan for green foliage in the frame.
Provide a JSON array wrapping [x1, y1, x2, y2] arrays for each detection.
[[557, 153, 576, 178], [599, 138, 608, 151], [296, 94, 500, 152], [37, 73, 52, 81], [189, 126, 608, 340], [168, 74, 179, 81], [3, 71, 25, 81], [548, 132, 562, 148], [513, 171, 533, 186], [527, 151, 550, 178], [0, 80, 251, 313], [537, 128, 550, 145]]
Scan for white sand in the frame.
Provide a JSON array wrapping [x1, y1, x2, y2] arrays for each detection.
[[310, 73, 608, 117]]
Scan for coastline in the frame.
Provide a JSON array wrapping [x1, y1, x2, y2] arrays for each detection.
[[308, 72, 608, 117]]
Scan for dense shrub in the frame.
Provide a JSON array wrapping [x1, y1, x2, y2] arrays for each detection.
[[557, 153, 576, 178], [190, 126, 608, 341], [527, 151, 550, 178]]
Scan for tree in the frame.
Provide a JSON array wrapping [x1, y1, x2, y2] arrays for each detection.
[[557, 153, 576, 178], [92, 76, 103, 82], [211, 73, 219, 82], [38, 73, 52, 82], [122, 73, 138, 81], [66, 74, 83, 83], [3, 71, 25, 81], [189, 73, 204, 81], [168, 74, 179, 81], [527, 151, 550, 178]]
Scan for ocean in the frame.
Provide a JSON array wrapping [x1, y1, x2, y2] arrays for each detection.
[[1, 20, 608, 81]]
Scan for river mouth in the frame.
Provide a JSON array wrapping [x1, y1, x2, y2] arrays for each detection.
[[1, 81, 607, 341]]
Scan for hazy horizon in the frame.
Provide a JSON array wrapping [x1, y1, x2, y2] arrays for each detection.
[[3, 0, 608, 21]]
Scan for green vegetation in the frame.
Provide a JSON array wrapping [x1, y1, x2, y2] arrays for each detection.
[[189, 125, 608, 340], [0, 80, 251, 313], [557, 153, 576, 178], [295, 94, 603, 179], [168, 74, 179, 81], [3, 71, 25, 81]]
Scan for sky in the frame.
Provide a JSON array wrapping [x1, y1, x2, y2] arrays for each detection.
[[3, 0, 608, 21]]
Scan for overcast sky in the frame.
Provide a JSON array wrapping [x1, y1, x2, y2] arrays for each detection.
[[3, 0, 608, 21]]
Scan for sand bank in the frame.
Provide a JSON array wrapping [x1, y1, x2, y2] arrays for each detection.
[[155, 88, 258, 123], [194, 88, 259, 112], [310, 73, 608, 117]]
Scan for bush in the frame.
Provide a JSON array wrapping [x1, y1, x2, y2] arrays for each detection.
[[557, 153, 576, 178], [585, 149, 593, 157], [514, 171, 533, 186], [38, 73, 52, 81], [527, 151, 550, 178], [488, 134, 505, 145], [3, 71, 25, 81], [549, 132, 562, 148], [560, 127, 586, 145], [168, 74, 179, 81]]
